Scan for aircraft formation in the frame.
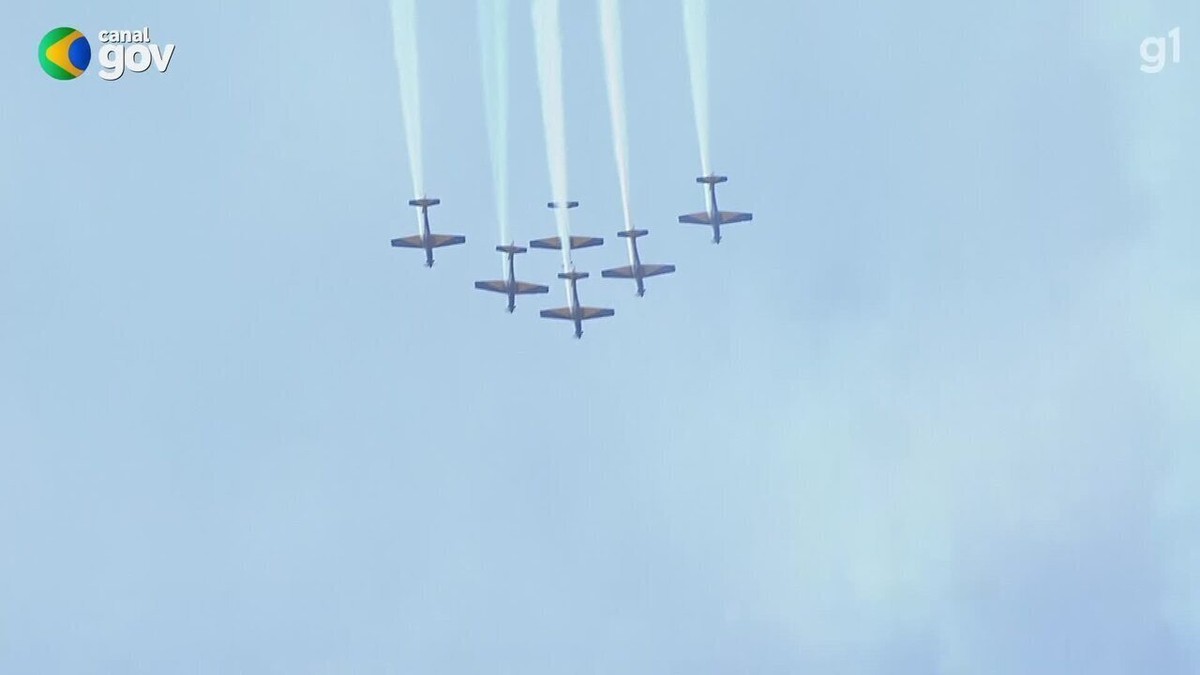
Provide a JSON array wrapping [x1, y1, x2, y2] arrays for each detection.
[[388, 0, 751, 338], [389, 175, 751, 338]]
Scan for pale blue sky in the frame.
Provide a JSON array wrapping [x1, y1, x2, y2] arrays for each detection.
[[2, 1, 1198, 673]]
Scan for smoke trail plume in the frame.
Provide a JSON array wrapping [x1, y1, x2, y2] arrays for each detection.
[[531, 0, 574, 271], [682, 0, 711, 177], [389, 0, 425, 203], [478, 0, 511, 254], [598, 0, 633, 232]]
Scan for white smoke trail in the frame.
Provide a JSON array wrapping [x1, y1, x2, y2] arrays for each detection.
[[478, 0, 510, 259], [531, 0, 574, 271], [598, 0, 633, 233], [682, 0, 711, 177], [389, 0, 425, 208]]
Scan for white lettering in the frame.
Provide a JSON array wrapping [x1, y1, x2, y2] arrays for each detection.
[[151, 44, 176, 73], [98, 44, 124, 80], [1141, 36, 1166, 73], [125, 45, 152, 73]]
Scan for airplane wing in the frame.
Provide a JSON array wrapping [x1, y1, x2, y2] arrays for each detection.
[[640, 264, 676, 277], [601, 266, 635, 279], [566, 236, 604, 249], [603, 264, 675, 279], [474, 280, 508, 294], [427, 234, 467, 248], [390, 235, 424, 248], [678, 212, 713, 225], [540, 307, 574, 320], [579, 307, 615, 320], [530, 236, 604, 250], [718, 211, 753, 224], [529, 237, 564, 250], [513, 281, 550, 294]]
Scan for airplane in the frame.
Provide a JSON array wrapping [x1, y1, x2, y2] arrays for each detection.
[[529, 200, 605, 251], [678, 175, 753, 244], [601, 228, 675, 297], [473, 244, 549, 312], [540, 270, 614, 339], [390, 198, 466, 267]]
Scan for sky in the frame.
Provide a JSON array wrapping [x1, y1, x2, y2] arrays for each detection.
[[1, 0, 1198, 673]]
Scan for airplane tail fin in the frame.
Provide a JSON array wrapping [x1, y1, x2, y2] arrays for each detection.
[[408, 198, 441, 208], [616, 229, 650, 239], [558, 271, 589, 281], [495, 244, 528, 254], [547, 200, 579, 209], [696, 175, 728, 185]]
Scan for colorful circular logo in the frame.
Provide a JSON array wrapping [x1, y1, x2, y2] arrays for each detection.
[[39, 27, 91, 80]]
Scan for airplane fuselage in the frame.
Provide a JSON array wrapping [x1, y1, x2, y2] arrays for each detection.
[[417, 207, 435, 267], [705, 183, 723, 244], [563, 277, 584, 338], [678, 175, 750, 245], [623, 236, 647, 296], [503, 253, 517, 312], [392, 197, 465, 267]]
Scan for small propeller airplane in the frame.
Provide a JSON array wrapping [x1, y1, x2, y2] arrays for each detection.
[[390, 198, 466, 267], [601, 228, 675, 297], [540, 270, 614, 339], [474, 244, 549, 312], [678, 175, 753, 244]]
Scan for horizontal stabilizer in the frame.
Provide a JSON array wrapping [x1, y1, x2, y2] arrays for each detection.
[[616, 229, 649, 238], [719, 211, 753, 224], [558, 271, 589, 281], [390, 235, 424, 248], [678, 212, 713, 225], [408, 198, 441, 207], [547, 200, 579, 209], [696, 175, 728, 185], [495, 244, 528, 254], [530, 235, 604, 250]]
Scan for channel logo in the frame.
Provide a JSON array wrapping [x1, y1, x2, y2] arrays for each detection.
[[38, 26, 175, 81], [39, 27, 91, 80]]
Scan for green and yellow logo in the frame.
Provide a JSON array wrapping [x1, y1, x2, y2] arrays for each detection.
[[39, 27, 91, 80]]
